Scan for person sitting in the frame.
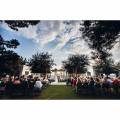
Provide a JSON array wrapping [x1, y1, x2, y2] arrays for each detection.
[[21, 76, 29, 96], [34, 77, 43, 95], [102, 77, 109, 97], [5, 76, 14, 97], [0, 77, 6, 97], [82, 78, 89, 95], [88, 77, 95, 95], [106, 77, 113, 97], [112, 78, 120, 96], [76, 78, 82, 95], [42, 76, 49, 87], [28, 76, 35, 96], [94, 78, 102, 96], [12, 76, 22, 96]]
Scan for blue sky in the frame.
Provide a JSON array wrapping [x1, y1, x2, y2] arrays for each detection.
[[0, 21, 120, 69], [0, 27, 40, 59]]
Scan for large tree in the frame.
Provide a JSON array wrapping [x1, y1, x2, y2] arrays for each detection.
[[81, 21, 120, 51], [80, 21, 120, 75], [0, 21, 40, 76], [0, 35, 27, 76], [0, 51, 26, 76], [62, 54, 89, 76], [93, 58, 117, 76], [3, 20, 40, 31], [29, 52, 55, 75], [80, 21, 120, 59]]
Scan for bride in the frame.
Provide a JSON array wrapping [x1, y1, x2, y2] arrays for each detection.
[[54, 75, 58, 83]]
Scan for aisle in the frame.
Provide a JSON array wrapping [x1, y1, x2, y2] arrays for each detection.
[[36, 85, 80, 99]]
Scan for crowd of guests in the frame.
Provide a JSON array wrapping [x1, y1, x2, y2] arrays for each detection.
[[0, 75, 50, 98], [66, 76, 120, 97], [1, 74, 120, 98]]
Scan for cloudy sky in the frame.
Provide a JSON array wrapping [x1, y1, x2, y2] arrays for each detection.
[[0, 21, 120, 71]]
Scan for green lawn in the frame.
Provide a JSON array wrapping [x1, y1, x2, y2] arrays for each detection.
[[36, 85, 80, 100], [35, 85, 120, 100], [7, 85, 120, 99]]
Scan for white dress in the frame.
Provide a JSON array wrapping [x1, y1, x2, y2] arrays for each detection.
[[34, 81, 43, 89], [54, 75, 58, 83]]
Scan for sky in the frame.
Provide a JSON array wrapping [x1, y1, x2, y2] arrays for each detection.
[[0, 21, 120, 72]]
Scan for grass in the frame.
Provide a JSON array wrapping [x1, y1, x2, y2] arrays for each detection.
[[6, 85, 120, 100], [36, 85, 80, 100], [35, 85, 120, 100]]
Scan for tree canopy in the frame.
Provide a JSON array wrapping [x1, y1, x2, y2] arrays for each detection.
[[80, 21, 120, 75], [80, 21, 120, 59], [3, 20, 40, 31], [81, 21, 120, 51], [62, 54, 89, 75], [29, 52, 55, 74], [93, 58, 117, 76]]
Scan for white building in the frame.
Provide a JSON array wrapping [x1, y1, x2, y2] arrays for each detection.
[[51, 68, 67, 81], [21, 65, 31, 76], [21, 65, 67, 79]]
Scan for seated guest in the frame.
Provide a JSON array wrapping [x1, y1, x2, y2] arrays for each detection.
[[5, 76, 14, 97], [94, 78, 102, 96], [102, 77, 109, 96], [88, 77, 95, 95], [21, 77, 29, 96], [42, 76, 49, 87], [13, 76, 22, 96], [34, 78, 43, 94], [28, 76, 35, 96], [76, 78, 82, 94], [112, 78, 120, 96], [106, 77, 113, 96], [0, 77, 6, 97], [82, 79, 89, 95]]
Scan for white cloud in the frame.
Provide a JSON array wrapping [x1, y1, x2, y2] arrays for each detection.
[[18, 21, 63, 45], [2, 20, 120, 68], [0, 20, 93, 67], [110, 42, 120, 63]]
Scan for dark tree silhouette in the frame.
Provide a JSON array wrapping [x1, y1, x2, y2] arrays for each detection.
[[0, 50, 26, 76], [80, 21, 120, 75], [80, 21, 120, 59], [29, 52, 55, 75], [93, 58, 117, 76], [81, 21, 120, 51], [4, 20, 40, 31], [63, 54, 89, 76]]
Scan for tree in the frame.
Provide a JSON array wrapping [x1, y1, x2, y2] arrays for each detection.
[[80, 21, 120, 59], [2, 20, 40, 31], [29, 52, 55, 75], [115, 61, 120, 70], [0, 35, 21, 76], [93, 58, 117, 76], [0, 21, 40, 76], [0, 20, 40, 53], [62, 54, 89, 76], [80, 21, 120, 75], [0, 50, 26, 76], [81, 21, 120, 51], [113, 61, 120, 76]]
